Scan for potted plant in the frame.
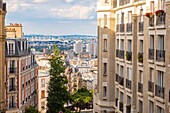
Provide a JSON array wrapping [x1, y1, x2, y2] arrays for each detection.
[[155, 10, 164, 16], [145, 12, 154, 18]]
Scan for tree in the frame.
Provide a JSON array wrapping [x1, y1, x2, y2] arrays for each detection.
[[47, 44, 70, 113], [25, 106, 39, 113], [72, 88, 93, 112]]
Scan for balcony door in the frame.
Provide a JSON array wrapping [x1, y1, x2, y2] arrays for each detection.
[[158, 35, 164, 51]]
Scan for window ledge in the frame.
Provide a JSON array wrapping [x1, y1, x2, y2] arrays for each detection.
[[155, 61, 165, 66]]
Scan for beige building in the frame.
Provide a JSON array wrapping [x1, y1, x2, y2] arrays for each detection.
[[5, 23, 38, 113], [0, 0, 6, 112], [95, 0, 170, 113], [36, 54, 50, 113]]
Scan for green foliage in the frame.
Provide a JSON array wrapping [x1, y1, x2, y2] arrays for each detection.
[[25, 106, 39, 113], [47, 44, 71, 113], [71, 88, 93, 111]]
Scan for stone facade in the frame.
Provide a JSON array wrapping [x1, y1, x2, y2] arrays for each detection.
[[95, 0, 170, 113]]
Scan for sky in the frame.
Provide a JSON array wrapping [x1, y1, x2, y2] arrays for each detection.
[[4, 0, 97, 36]]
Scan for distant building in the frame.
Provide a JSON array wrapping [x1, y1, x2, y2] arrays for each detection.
[[73, 41, 83, 54], [86, 38, 98, 57], [5, 23, 38, 113]]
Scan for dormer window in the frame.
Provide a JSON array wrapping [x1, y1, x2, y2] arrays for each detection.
[[8, 42, 15, 55]]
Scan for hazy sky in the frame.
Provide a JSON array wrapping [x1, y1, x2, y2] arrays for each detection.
[[4, 0, 97, 36]]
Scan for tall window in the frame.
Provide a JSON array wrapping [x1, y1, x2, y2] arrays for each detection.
[[120, 92, 123, 102], [41, 79, 45, 88], [150, 35, 154, 49], [120, 66, 124, 77], [104, 14, 107, 27], [140, 9, 143, 22], [117, 14, 119, 24], [157, 106, 164, 113], [158, 35, 164, 50], [41, 90, 45, 98], [9, 43, 14, 54], [139, 100, 143, 113], [149, 101, 154, 113], [139, 71, 143, 83], [10, 60, 15, 69], [117, 39, 119, 49], [158, 0, 165, 10], [157, 71, 164, 87], [128, 11, 132, 23], [150, 1, 154, 12], [103, 86, 107, 97], [139, 40, 143, 53], [149, 68, 154, 82], [120, 39, 124, 50], [127, 96, 131, 105], [128, 40, 132, 51], [121, 13, 124, 24], [104, 39, 107, 51], [104, 63, 107, 74], [127, 67, 132, 80]]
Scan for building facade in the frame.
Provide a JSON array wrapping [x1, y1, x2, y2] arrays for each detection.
[[0, 0, 6, 112], [95, 0, 170, 113], [5, 23, 38, 113]]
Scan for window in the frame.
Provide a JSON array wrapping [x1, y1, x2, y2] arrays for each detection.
[[128, 11, 132, 23], [116, 88, 119, 98], [157, 71, 164, 87], [127, 96, 131, 105], [9, 78, 15, 90], [103, 110, 107, 113], [158, 35, 164, 50], [120, 39, 124, 50], [139, 100, 143, 113], [41, 90, 45, 98], [10, 60, 15, 69], [104, 14, 107, 27], [103, 86, 107, 97], [41, 101, 45, 110], [120, 66, 124, 77], [139, 40, 143, 53], [104, 39, 107, 51], [158, 0, 165, 10], [127, 67, 132, 80], [116, 64, 119, 74], [120, 92, 123, 102], [117, 14, 119, 24], [9, 96, 15, 108], [149, 68, 154, 82], [150, 1, 154, 12], [117, 39, 119, 49], [139, 71, 143, 83], [41, 79, 45, 88], [139, 9, 143, 22], [157, 106, 164, 113], [128, 40, 132, 51], [150, 35, 154, 49], [104, 63, 107, 75], [9, 43, 14, 54], [121, 13, 124, 24], [149, 101, 154, 113]]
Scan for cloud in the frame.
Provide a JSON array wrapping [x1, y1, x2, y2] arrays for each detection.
[[51, 5, 95, 19], [65, 0, 74, 3]]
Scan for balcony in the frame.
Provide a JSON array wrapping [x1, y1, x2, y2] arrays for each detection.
[[120, 24, 125, 32], [138, 52, 143, 63], [126, 23, 132, 32], [116, 74, 119, 82], [156, 50, 165, 62], [119, 102, 124, 112], [9, 68, 16, 74], [9, 103, 17, 109], [126, 51, 132, 61], [119, 50, 125, 59], [148, 81, 154, 93], [139, 22, 144, 32], [149, 17, 154, 27], [155, 84, 164, 99], [126, 79, 131, 90], [119, 76, 124, 86], [156, 13, 166, 26], [9, 85, 16, 92], [126, 105, 131, 113], [138, 82, 143, 93], [116, 24, 120, 32], [149, 49, 154, 60]]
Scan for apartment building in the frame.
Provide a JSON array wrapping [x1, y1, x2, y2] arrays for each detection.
[[0, 0, 6, 112], [5, 23, 38, 113], [95, 0, 170, 113]]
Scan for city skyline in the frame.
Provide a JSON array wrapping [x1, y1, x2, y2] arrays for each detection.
[[4, 0, 97, 36]]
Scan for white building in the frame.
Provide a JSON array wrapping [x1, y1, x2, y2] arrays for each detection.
[[73, 41, 83, 54]]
